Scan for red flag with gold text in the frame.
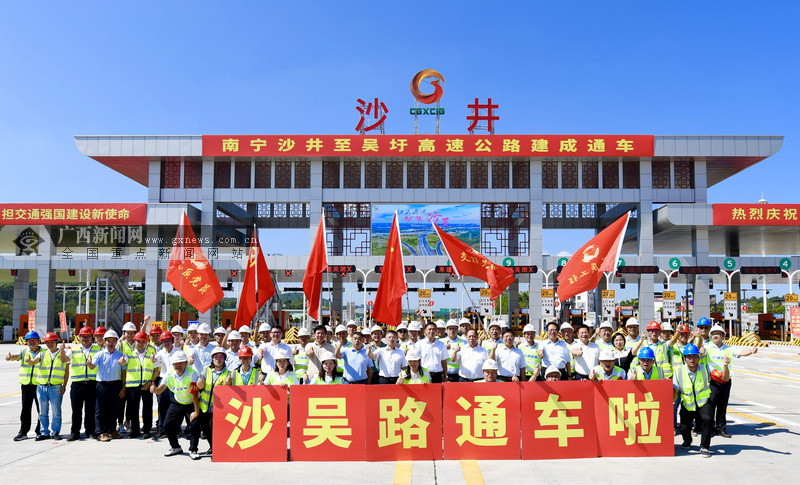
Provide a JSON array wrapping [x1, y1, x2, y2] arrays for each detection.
[[556, 213, 630, 302], [166, 213, 224, 314], [432, 223, 514, 300], [235, 227, 275, 329]]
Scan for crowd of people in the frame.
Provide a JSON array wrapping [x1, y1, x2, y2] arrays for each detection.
[[6, 315, 757, 459]]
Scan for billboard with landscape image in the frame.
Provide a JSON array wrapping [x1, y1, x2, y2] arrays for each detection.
[[371, 204, 480, 256]]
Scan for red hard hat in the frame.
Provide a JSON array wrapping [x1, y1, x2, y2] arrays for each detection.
[[160, 331, 174, 342], [78, 326, 94, 336], [677, 324, 690, 334], [134, 331, 149, 341], [150, 326, 163, 335], [94, 326, 107, 336], [237, 346, 253, 358], [646, 321, 662, 331], [43, 332, 59, 342]]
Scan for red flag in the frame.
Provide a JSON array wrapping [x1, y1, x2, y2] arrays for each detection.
[[167, 213, 224, 314], [372, 213, 407, 324], [432, 223, 515, 300], [556, 213, 630, 302], [302, 216, 328, 321], [235, 227, 275, 329]]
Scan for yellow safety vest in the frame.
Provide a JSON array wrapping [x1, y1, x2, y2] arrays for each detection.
[[518, 342, 541, 374], [679, 365, 711, 411], [293, 350, 308, 380], [70, 344, 101, 382], [632, 365, 665, 380], [119, 340, 137, 357], [167, 371, 195, 405], [266, 371, 299, 386], [18, 348, 42, 385], [198, 367, 229, 413], [125, 348, 156, 387], [592, 365, 626, 380], [441, 337, 466, 373], [397, 368, 431, 384], [232, 367, 258, 385], [310, 375, 344, 385], [35, 349, 67, 386]]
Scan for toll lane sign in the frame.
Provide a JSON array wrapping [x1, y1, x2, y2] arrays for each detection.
[[723, 292, 738, 321], [418, 289, 432, 318], [541, 289, 555, 318]]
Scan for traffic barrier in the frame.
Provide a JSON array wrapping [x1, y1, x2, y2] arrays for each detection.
[[212, 380, 674, 462]]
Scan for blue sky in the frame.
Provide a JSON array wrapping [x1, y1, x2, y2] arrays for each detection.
[[1, 2, 797, 305]]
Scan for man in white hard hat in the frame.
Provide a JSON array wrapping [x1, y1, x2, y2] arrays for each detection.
[[367, 325, 386, 383], [703, 323, 758, 438], [571, 325, 600, 380], [544, 365, 562, 382], [480, 359, 499, 382], [407, 321, 422, 346], [459, 317, 471, 337], [435, 319, 447, 338], [595, 321, 615, 352], [116, 321, 138, 433], [590, 349, 626, 381], [87, 330, 127, 442], [396, 323, 412, 352], [560, 322, 577, 379], [170, 325, 185, 349], [224, 331, 244, 371], [346, 320, 358, 342], [482, 321, 503, 351], [624, 317, 641, 351], [212, 327, 226, 347], [441, 319, 466, 381], [256, 322, 272, 347], [518, 324, 541, 381], [453, 328, 488, 382], [660, 322, 674, 343], [151, 351, 201, 459], [238, 325, 256, 352]]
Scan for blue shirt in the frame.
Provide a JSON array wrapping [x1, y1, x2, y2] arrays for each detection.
[[341, 347, 370, 382], [94, 348, 125, 381]]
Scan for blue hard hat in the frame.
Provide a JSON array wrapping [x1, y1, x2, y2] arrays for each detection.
[[681, 343, 700, 356], [697, 317, 711, 327], [24, 331, 40, 340], [637, 347, 655, 360]]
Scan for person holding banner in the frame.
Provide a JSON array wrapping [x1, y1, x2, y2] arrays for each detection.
[[310, 352, 344, 384], [196, 347, 229, 456], [335, 331, 371, 384], [397, 349, 431, 384], [544, 366, 562, 381], [453, 329, 488, 382], [369, 330, 407, 384], [151, 351, 201, 459], [590, 350, 626, 381], [490, 329, 525, 382], [479, 359, 499, 382], [415, 322, 448, 383], [265, 348, 300, 387], [673, 343, 729, 458], [229, 347, 259, 385]]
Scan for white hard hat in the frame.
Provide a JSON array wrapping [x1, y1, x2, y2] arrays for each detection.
[[661, 322, 674, 331], [446, 319, 459, 328], [122, 322, 136, 332], [599, 321, 614, 330], [258, 322, 271, 333], [211, 347, 227, 357], [435, 319, 446, 329], [170, 325, 184, 334], [104, 330, 119, 340], [710, 324, 726, 335], [408, 322, 421, 331], [274, 348, 292, 360], [320, 351, 336, 363], [406, 349, 422, 361], [599, 349, 616, 361], [170, 351, 188, 364], [397, 322, 408, 331], [187, 323, 199, 332], [297, 328, 311, 337], [370, 325, 384, 334], [523, 323, 537, 333], [459, 317, 470, 325], [487, 321, 501, 330], [335, 324, 347, 334], [346, 320, 358, 327], [228, 331, 242, 340], [482, 359, 499, 371], [625, 317, 639, 327], [545, 365, 561, 377], [213, 327, 226, 335], [560, 322, 573, 331], [239, 325, 251, 334], [499, 319, 509, 329], [324, 325, 333, 332], [197, 323, 212, 334], [584, 320, 596, 328]]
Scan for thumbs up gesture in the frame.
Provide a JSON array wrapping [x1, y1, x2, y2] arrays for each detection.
[[5, 352, 11, 361], [445, 342, 451, 350], [118, 355, 128, 366], [453, 344, 460, 353], [723, 355, 731, 365], [59, 342, 66, 351], [151, 353, 158, 364]]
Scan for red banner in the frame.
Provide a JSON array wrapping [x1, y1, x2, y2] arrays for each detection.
[[365, 384, 443, 461], [289, 384, 367, 461], [713, 204, 800, 226], [520, 381, 598, 459], [790, 307, 800, 339], [202, 135, 654, 158], [27, 310, 35, 332], [442, 382, 521, 460], [0, 203, 146, 225], [58, 311, 67, 333], [594, 380, 674, 457], [212, 385, 288, 462]]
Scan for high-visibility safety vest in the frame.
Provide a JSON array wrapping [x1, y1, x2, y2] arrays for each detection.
[[198, 367, 229, 413], [397, 368, 431, 384], [266, 371, 300, 386], [441, 337, 466, 373], [518, 342, 541, 374], [167, 371, 195, 405], [125, 349, 156, 387], [704, 343, 736, 376], [35, 349, 67, 386], [596, 340, 615, 353], [232, 367, 258, 385], [18, 348, 43, 385], [631, 365, 665, 380], [293, 350, 309, 379], [119, 340, 137, 357], [310, 375, 344, 385], [678, 365, 711, 411], [641, 341, 673, 378], [482, 339, 502, 352], [70, 344, 101, 382], [670, 344, 686, 370], [592, 365, 626, 380]]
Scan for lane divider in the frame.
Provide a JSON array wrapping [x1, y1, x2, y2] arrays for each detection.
[[392, 461, 412, 485], [461, 460, 486, 485]]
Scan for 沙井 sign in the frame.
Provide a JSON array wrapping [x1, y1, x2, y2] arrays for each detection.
[[0, 203, 147, 226], [203, 135, 654, 158], [713, 204, 800, 226]]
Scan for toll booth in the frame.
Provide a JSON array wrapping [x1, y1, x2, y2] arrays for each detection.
[[758, 313, 785, 341], [510, 309, 529, 331], [569, 309, 585, 327]]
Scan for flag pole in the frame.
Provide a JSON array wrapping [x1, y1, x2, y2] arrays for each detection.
[[432, 221, 477, 309], [459, 278, 477, 308], [252, 224, 258, 326]]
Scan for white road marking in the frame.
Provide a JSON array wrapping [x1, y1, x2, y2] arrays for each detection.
[[745, 400, 776, 409], [752, 412, 800, 428], [0, 400, 21, 406]]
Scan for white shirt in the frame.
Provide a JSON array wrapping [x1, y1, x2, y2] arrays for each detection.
[[571, 341, 600, 375], [457, 344, 488, 380], [258, 341, 295, 373], [495, 346, 526, 378], [541, 339, 571, 370], [189, 342, 215, 375], [155, 346, 179, 373], [374, 347, 407, 377], [415, 338, 447, 372]]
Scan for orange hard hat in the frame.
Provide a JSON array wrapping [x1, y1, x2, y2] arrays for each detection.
[[134, 331, 149, 341], [43, 332, 59, 342], [78, 326, 94, 336], [94, 326, 107, 336], [677, 324, 690, 334], [160, 331, 174, 342], [237, 346, 253, 358], [646, 321, 662, 331]]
